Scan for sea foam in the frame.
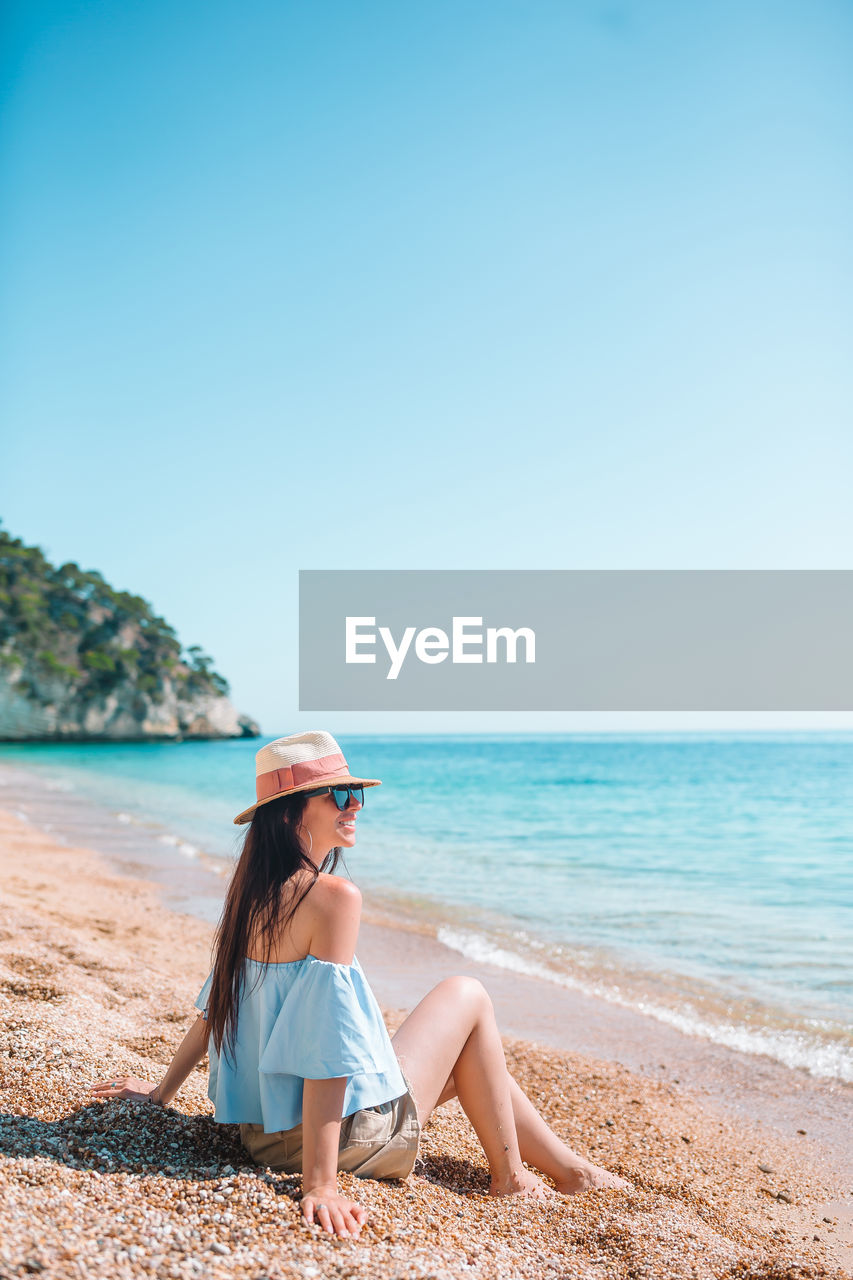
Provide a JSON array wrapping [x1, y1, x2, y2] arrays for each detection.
[[437, 926, 853, 1083]]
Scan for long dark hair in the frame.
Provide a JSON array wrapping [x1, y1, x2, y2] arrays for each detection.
[[206, 792, 343, 1065]]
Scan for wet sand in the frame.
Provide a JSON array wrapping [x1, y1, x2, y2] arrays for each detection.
[[0, 799, 851, 1278]]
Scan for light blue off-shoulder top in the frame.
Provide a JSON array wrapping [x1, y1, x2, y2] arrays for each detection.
[[194, 954, 406, 1134]]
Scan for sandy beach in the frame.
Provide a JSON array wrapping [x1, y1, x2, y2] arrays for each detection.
[[0, 799, 851, 1279]]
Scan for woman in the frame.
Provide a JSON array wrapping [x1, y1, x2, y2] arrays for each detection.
[[91, 732, 629, 1240]]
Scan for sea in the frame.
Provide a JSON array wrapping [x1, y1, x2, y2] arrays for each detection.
[[1, 733, 851, 1084]]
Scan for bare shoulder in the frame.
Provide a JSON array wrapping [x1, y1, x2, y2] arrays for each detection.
[[308, 874, 362, 924], [311, 874, 362, 905], [306, 874, 362, 964]]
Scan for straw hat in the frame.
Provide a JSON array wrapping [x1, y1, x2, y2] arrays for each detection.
[[233, 730, 381, 825]]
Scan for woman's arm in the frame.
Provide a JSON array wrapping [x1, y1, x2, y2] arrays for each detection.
[[297, 875, 366, 1237], [152, 1013, 210, 1105], [301, 1075, 348, 1188], [300, 1076, 365, 1238], [89, 1013, 210, 1106]]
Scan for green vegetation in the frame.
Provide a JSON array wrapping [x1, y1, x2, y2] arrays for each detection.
[[0, 524, 231, 706]]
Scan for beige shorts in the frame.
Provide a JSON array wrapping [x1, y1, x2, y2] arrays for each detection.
[[239, 1074, 421, 1181]]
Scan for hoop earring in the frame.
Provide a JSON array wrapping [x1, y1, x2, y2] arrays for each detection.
[[305, 830, 313, 856]]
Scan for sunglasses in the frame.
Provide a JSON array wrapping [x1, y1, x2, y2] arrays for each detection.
[[302, 784, 365, 811]]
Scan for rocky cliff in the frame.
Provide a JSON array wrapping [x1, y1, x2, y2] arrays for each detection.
[[0, 528, 259, 741]]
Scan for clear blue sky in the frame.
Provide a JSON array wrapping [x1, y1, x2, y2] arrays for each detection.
[[2, 0, 851, 733]]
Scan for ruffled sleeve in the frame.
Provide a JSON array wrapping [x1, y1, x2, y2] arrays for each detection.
[[258, 956, 399, 1080], [196, 954, 406, 1132], [194, 971, 213, 1021]]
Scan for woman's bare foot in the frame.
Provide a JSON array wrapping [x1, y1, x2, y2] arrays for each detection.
[[489, 1167, 555, 1201], [553, 1159, 633, 1195]]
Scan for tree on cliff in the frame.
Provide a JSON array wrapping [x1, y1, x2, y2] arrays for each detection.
[[0, 524, 258, 740]]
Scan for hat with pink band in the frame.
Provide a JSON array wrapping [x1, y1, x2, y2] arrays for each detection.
[[233, 730, 381, 825]]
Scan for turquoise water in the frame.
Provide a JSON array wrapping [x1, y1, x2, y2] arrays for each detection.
[[2, 733, 851, 1080]]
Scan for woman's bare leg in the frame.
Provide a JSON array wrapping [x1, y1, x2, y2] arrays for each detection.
[[391, 975, 551, 1198], [440, 1070, 628, 1192], [392, 976, 629, 1195]]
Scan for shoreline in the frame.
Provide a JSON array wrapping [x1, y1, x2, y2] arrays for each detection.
[[0, 805, 851, 1275], [3, 753, 851, 1091], [357, 911, 853, 1181], [3, 755, 851, 1168]]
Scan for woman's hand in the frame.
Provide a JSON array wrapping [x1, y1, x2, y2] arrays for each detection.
[[89, 1076, 161, 1105], [301, 1184, 366, 1238]]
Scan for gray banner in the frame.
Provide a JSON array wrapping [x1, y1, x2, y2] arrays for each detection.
[[299, 570, 853, 711]]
